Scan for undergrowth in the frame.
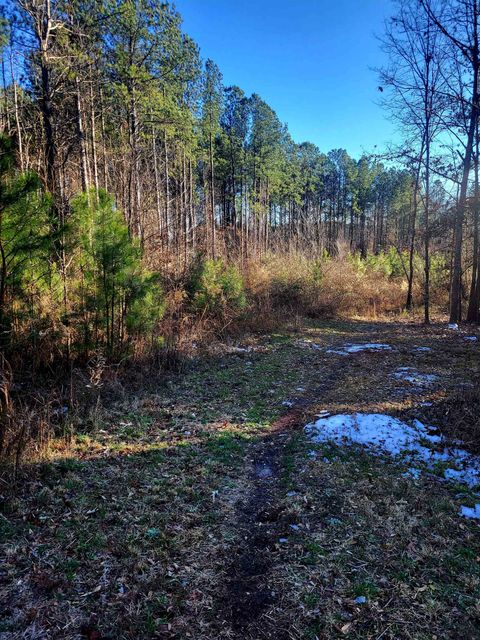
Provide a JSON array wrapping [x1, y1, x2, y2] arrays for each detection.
[[0, 249, 451, 474]]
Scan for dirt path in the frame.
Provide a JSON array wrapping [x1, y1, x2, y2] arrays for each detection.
[[220, 363, 350, 638], [222, 434, 287, 637]]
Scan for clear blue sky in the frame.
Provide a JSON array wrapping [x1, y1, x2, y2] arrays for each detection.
[[174, 0, 398, 158]]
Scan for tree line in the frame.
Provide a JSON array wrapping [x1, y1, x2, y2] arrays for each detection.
[[0, 0, 478, 364]]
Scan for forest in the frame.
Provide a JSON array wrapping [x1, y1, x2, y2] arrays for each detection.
[[1, 0, 479, 370], [0, 1, 480, 639]]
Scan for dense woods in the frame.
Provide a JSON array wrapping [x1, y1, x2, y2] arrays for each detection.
[[0, 0, 479, 393], [1, 4, 480, 638]]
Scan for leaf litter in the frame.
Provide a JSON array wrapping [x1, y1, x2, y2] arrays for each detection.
[[2, 319, 480, 639]]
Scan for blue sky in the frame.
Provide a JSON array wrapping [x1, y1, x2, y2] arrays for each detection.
[[175, 0, 398, 158]]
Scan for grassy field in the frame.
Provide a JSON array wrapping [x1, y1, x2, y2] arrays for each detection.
[[1, 319, 480, 639]]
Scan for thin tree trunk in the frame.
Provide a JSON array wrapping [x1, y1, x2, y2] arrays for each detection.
[[89, 78, 99, 197], [164, 129, 170, 250], [76, 76, 89, 192], [209, 131, 216, 258], [152, 126, 162, 238], [99, 86, 108, 190], [424, 132, 431, 324], [467, 124, 480, 322], [449, 10, 479, 323], [406, 177, 419, 310], [10, 51, 24, 171], [189, 157, 195, 253], [1, 56, 11, 134]]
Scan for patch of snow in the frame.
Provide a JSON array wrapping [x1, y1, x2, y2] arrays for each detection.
[[282, 400, 294, 408], [392, 367, 438, 386], [444, 467, 480, 486], [413, 346, 432, 353], [402, 467, 421, 480], [228, 346, 250, 354], [448, 323, 459, 330], [327, 343, 392, 356], [306, 413, 480, 488], [298, 339, 322, 350], [53, 405, 69, 416], [464, 336, 478, 342], [460, 504, 480, 519], [256, 465, 273, 479], [354, 596, 367, 604]]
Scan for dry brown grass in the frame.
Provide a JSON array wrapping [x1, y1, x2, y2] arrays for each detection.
[[425, 375, 480, 453], [244, 252, 412, 324]]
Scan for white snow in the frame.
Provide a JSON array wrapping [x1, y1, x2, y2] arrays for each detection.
[[326, 343, 392, 355], [448, 323, 459, 330], [413, 346, 432, 353], [306, 413, 480, 489], [464, 336, 478, 342], [298, 339, 322, 350], [403, 467, 421, 480], [460, 504, 480, 519], [392, 367, 438, 386]]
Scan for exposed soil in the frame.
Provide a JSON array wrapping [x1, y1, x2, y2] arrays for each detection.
[[222, 436, 284, 636]]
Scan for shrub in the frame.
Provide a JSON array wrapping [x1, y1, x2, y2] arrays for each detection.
[[349, 247, 408, 279], [0, 134, 55, 349], [71, 189, 165, 353], [187, 256, 246, 314]]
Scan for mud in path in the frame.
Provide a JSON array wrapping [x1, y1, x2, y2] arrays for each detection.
[[219, 376, 344, 639], [222, 435, 287, 638]]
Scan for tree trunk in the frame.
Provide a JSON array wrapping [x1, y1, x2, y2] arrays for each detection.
[[164, 130, 170, 250], [467, 124, 480, 322], [10, 51, 24, 171], [424, 133, 431, 324], [406, 179, 419, 310], [76, 76, 89, 192], [89, 78, 99, 196], [449, 16, 479, 323], [209, 131, 216, 258], [152, 126, 162, 238]]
